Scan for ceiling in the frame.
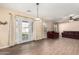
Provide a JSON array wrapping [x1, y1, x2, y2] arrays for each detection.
[[0, 3, 79, 21]]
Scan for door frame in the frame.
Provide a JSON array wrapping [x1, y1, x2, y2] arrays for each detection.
[[15, 16, 33, 44]]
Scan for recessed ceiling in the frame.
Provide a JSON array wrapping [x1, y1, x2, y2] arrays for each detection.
[[0, 3, 79, 21]]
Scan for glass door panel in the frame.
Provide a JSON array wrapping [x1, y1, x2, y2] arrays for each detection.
[[16, 16, 33, 44], [22, 21, 29, 41]]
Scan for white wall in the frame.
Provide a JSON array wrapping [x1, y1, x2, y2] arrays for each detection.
[[45, 20, 54, 31], [0, 8, 10, 48], [59, 21, 79, 36], [33, 20, 43, 40]]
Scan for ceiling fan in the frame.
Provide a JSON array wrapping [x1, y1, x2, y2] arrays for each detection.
[[68, 14, 79, 21], [59, 14, 79, 23]]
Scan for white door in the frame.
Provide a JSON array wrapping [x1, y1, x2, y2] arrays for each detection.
[[16, 16, 33, 44]]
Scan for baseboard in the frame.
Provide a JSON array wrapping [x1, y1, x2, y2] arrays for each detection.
[[0, 45, 10, 49], [0, 44, 16, 49]]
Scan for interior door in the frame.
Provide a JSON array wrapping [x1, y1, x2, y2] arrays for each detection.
[[16, 16, 33, 44]]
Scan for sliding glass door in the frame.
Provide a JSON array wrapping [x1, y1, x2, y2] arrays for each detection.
[[22, 20, 33, 42], [16, 16, 33, 44]]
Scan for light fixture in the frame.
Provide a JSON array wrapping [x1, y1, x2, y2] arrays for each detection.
[[35, 3, 41, 21]]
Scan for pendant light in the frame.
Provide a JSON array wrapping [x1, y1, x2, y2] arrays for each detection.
[[35, 3, 41, 21]]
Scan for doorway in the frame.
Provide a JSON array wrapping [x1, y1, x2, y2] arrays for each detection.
[[16, 16, 33, 44]]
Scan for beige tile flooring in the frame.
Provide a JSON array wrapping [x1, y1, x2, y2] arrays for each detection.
[[0, 38, 79, 55]]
